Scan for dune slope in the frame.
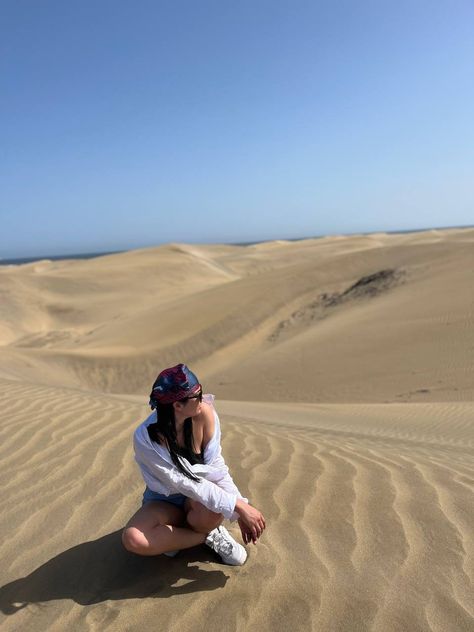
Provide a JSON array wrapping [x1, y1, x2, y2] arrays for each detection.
[[0, 228, 473, 401]]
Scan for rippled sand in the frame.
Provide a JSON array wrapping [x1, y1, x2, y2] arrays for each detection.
[[0, 228, 473, 631]]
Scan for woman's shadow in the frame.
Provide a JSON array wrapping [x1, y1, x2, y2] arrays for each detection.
[[0, 531, 229, 615]]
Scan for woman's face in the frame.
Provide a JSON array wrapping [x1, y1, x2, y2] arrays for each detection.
[[190, 397, 202, 416], [174, 390, 202, 417]]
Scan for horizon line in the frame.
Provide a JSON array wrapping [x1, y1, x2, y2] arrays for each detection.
[[1, 223, 473, 266]]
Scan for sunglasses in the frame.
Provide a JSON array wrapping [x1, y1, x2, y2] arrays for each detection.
[[185, 389, 202, 402]]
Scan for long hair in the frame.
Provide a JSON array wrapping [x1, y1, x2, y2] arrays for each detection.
[[147, 401, 201, 482]]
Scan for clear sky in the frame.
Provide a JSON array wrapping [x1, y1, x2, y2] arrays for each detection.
[[1, 1, 473, 258]]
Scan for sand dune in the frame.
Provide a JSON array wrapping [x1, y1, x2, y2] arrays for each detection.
[[1, 228, 473, 400], [0, 228, 473, 631]]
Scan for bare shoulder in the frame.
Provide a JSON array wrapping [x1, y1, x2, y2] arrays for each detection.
[[197, 401, 216, 448]]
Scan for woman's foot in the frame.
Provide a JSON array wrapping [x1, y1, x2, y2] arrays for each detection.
[[205, 526, 247, 565]]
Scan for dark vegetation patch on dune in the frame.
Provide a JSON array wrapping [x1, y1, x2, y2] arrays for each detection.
[[13, 330, 79, 348], [269, 268, 405, 342]]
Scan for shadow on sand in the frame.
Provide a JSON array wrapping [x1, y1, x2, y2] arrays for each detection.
[[0, 530, 229, 615]]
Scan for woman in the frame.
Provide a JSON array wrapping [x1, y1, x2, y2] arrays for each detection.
[[122, 363, 266, 565]]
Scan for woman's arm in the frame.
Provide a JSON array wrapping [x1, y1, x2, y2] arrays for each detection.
[[201, 404, 249, 516], [201, 402, 266, 542]]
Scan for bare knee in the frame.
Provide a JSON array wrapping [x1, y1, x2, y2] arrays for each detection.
[[122, 527, 148, 554], [186, 503, 224, 533]]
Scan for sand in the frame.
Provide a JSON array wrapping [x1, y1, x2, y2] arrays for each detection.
[[0, 228, 472, 631]]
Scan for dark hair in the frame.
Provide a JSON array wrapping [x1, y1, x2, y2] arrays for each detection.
[[147, 400, 201, 482]]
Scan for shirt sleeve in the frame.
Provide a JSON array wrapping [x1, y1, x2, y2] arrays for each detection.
[[134, 434, 238, 519]]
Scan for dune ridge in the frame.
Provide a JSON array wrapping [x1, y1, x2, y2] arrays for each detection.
[[0, 227, 473, 631], [1, 228, 473, 401]]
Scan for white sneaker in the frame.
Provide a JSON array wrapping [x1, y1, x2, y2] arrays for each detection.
[[205, 526, 247, 565]]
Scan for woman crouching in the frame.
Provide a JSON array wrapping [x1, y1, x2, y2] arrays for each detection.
[[122, 364, 266, 565]]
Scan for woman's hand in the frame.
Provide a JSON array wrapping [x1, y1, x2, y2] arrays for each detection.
[[238, 517, 259, 545], [235, 499, 266, 545]]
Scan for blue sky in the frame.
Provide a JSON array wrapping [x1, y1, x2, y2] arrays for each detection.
[[1, 0, 473, 258]]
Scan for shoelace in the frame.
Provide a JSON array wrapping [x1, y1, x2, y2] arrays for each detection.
[[211, 530, 233, 557]]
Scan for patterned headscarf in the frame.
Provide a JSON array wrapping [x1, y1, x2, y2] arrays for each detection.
[[149, 363, 201, 408]]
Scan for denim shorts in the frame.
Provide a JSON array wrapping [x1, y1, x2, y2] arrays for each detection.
[[142, 487, 188, 508]]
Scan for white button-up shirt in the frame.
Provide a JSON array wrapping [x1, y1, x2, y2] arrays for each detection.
[[133, 395, 248, 520]]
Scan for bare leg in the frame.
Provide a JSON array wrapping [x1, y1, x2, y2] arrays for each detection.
[[122, 501, 206, 556], [184, 498, 224, 533]]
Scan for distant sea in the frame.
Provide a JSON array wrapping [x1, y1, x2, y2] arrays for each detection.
[[0, 250, 125, 266], [1, 225, 472, 266]]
